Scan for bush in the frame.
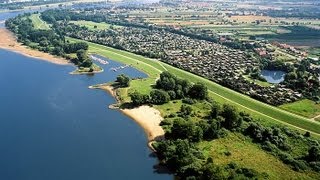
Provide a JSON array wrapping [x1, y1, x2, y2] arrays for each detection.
[[116, 74, 131, 87], [182, 98, 196, 105], [188, 82, 208, 100]]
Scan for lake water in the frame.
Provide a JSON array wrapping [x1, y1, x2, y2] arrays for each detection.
[[0, 49, 171, 180], [261, 70, 286, 84]]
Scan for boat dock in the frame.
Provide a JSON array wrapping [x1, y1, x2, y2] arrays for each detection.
[[110, 64, 131, 72], [90, 55, 109, 65]]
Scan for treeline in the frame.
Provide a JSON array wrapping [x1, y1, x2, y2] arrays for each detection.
[[261, 26, 320, 40], [5, 13, 93, 68], [264, 9, 320, 19]]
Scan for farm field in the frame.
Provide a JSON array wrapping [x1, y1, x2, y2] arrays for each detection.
[[67, 37, 320, 136]]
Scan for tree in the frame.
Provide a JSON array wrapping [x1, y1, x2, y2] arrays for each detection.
[[150, 89, 170, 105], [189, 82, 208, 100], [129, 91, 149, 106], [221, 104, 241, 130], [76, 49, 88, 63], [116, 74, 130, 87]]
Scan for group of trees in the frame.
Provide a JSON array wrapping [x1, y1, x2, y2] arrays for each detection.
[[129, 72, 208, 106], [283, 59, 320, 100], [5, 13, 93, 68], [155, 71, 208, 100]]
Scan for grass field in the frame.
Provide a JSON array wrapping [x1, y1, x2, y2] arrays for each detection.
[[69, 20, 120, 30], [29, 14, 50, 30], [198, 132, 319, 179], [67, 37, 320, 136], [280, 99, 320, 119]]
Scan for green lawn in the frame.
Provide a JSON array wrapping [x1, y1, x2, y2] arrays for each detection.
[[280, 99, 320, 119], [69, 20, 120, 30], [29, 14, 50, 30], [67, 37, 320, 136]]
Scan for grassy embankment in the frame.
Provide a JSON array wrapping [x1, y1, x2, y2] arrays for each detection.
[[29, 14, 50, 30], [67, 37, 320, 137], [280, 99, 320, 120]]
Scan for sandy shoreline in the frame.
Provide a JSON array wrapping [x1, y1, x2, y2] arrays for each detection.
[[0, 28, 70, 65], [93, 84, 165, 148]]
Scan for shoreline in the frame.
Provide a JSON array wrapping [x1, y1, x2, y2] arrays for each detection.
[[0, 28, 70, 66], [90, 84, 165, 150]]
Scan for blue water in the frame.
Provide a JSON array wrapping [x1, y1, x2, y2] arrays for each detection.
[[261, 70, 286, 84], [0, 49, 171, 180]]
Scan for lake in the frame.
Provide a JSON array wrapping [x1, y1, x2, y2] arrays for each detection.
[[261, 70, 286, 84], [0, 49, 171, 180]]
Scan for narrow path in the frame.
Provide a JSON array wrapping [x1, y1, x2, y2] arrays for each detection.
[[311, 114, 320, 121]]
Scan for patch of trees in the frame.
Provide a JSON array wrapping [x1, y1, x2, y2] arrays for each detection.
[[155, 71, 208, 100], [129, 72, 209, 107], [116, 74, 130, 88], [260, 59, 293, 72], [283, 59, 320, 101]]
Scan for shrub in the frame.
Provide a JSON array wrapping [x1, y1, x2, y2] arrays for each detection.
[[182, 98, 195, 105]]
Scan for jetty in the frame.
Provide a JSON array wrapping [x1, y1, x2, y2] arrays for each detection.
[[90, 55, 108, 65], [110, 64, 131, 72]]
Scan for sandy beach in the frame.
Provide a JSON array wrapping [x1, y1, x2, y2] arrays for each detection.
[[95, 85, 165, 147], [122, 106, 165, 142], [0, 28, 70, 65]]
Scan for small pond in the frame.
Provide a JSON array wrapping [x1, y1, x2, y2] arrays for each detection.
[[261, 70, 286, 84]]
